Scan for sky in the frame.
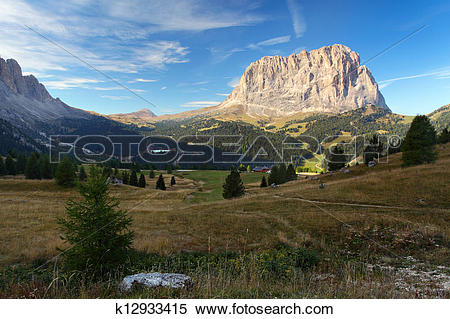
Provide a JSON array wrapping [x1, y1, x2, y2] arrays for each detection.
[[0, 0, 449, 116]]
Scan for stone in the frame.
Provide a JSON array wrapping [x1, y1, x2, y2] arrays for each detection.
[[319, 183, 327, 189], [119, 273, 192, 292], [344, 169, 350, 174], [368, 161, 377, 167], [311, 176, 319, 180], [217, 44, 388, 118]]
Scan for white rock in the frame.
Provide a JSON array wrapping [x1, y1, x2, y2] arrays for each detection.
[[218, 44, 388, 118], [119, 272, 192, 292]]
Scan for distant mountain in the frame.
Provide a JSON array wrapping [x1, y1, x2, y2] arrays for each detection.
[[0, 57, 93, 131], [107, 108, 157, 126], [0, 57, 137, 154]]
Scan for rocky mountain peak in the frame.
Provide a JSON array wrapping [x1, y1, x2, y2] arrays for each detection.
[[0, 57, 52, 102], [219, 44, 388, 117]]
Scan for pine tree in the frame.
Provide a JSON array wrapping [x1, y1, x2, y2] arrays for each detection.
[[25, 153, 41, 180], [268, 165, 278, 185], [129, 170, 138, 187], [5, 155, 16, 175], [138, 173, 146, 188], [149, 169, 155, 178], [438, 128, 450, 144], [402, 115, 437, 166], [79, 165, 87, 181], [223, 168, 245, 199], [122, 171, 129, 185], [39, 155, 53, 179], [16, 153, 27, 174], [278, 163, 287, 184], [0, 157, 5, 176], [327, 145, 347, 171], [260, 175, 268, 187], [286, 164, 297, 181], [156, 174, 166, 190], [55, 157, 76, 187], [170, 176, 176, 186], [58, 167, 134, 277]]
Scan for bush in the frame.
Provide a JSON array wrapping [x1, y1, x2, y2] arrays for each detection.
[[149, 169, 155, 178], [79, 166, 87, 181], [58, 168, 134, 277], [170, 176, 176, 186]]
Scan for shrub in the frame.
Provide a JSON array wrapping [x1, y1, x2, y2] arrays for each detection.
[[170, 176, 176, 186], [78, 166, 87, 181]]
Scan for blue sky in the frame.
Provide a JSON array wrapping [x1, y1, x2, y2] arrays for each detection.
[[0, 0, 449, 116]]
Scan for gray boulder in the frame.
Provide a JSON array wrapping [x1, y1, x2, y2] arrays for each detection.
[[368, 161, 377, 167], [319, 183, 327, 189], [119, 272, 192, 292], [344, 169, 350, 174]]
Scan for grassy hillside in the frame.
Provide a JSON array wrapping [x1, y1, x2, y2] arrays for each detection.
[[0, 144, 449, 298]]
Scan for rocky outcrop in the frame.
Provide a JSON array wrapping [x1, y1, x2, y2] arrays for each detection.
[[0, 57, 92, 129], [0, 58, 52, 102], [219, 44, 389, 117]]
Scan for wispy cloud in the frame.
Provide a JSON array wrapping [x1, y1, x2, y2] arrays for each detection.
[[227, 77, 240, 88], [100, 95, 131, 100], [216, 93, 230, 96], [128, 78, 158, 83], [181, 101, 221, 107], [42, 78, 103, 90], [160, 86, 167, 90], [378, 68, 450, 89], [286, 0, 306, 38], [248, 35, 291, 49]]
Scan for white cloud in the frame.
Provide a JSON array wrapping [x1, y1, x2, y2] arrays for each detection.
[[181, 101, 221, 107], [378, 68, 450, 89], [42, 78, 103, 89], [160, 86, 167, 90], [135, 41, 189, 69], [249, 35, 291, 49], [100, 95, 131, 100], [227, 77, 240, 88], [128, 78, 158, 83], [216, 93, 230, 96], [286, 0, 306, 38]]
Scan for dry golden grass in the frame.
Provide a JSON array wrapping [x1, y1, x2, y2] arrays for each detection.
[[0, 145, 449, 298]]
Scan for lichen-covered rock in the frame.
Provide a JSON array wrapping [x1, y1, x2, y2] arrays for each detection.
[[119, 273, 192, 292]]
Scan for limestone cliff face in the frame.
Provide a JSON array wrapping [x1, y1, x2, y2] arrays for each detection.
[[219, 44, 388, 117], [0, 57, 91, 128], [0, 58, 52, 102]]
